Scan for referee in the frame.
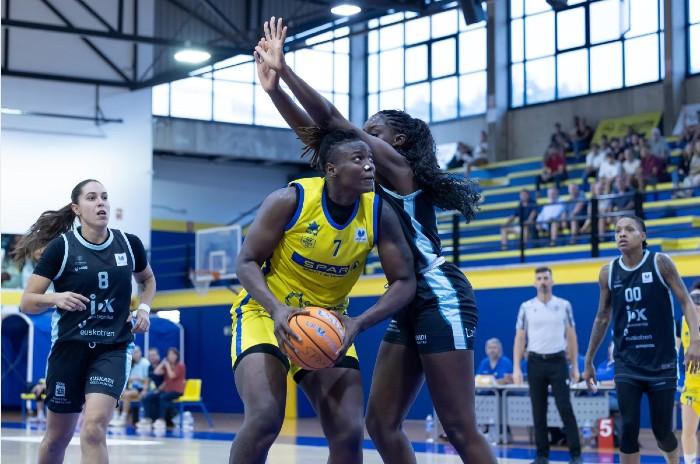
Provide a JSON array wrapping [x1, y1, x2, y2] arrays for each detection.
[[513, 266, 582, 464]]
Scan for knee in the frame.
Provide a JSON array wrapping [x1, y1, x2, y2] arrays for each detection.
[[328, 419, 363, 450], [441, 415, 480, 444], [80, 419, 107, 446], [365, 408, 399, 438], [245, 409, 284, 443], [41, 430, 73, 454], [653, 427, 678, 452]]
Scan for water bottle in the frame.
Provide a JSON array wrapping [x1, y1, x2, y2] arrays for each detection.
[[486, 418, 498, 446], [425, 414, 435, 443], [183, 411, 194, 432], [582, 420, 594, 448]]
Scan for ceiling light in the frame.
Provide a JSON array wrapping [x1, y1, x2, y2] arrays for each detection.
[[174, 48, 211, 64], [331, 4, 361, 16], [1, 107, 23, 115]]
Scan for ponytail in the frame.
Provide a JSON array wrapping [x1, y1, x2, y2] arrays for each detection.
[[11, 178, 99, 265]]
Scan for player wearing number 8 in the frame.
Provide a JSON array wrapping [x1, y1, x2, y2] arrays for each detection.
[[584, 215, 700, 464], [16, 179, 156, 464]]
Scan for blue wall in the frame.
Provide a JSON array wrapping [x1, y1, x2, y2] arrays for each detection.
[[179, 276, 699, 425]]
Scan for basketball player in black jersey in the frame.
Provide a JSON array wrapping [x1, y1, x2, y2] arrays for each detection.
[[16, 179, 155, 464], [583, 215, 700, 464], [256, 18, 493, 464]]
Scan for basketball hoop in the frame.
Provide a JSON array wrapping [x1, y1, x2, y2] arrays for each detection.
[[188, 269, 220, 295]]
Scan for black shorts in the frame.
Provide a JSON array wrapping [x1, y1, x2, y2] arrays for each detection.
[[383, 262, 478, 353], [614, 375, 677, 392], [45, 340, 133, 413]]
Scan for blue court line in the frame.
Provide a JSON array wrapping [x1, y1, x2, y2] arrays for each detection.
[[1, 421, 668, 462]]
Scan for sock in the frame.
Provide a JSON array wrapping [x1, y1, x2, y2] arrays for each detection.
[[684, 454, 696, 464]]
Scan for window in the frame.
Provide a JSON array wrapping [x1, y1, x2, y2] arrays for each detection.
[[152, 27, 350, 127], [510, 0, 664, 107], [367, 8, 487, 123], [690, 0, 700, 74]]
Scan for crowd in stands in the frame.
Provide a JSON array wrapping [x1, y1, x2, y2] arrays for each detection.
[[495, 116, 700, 251]]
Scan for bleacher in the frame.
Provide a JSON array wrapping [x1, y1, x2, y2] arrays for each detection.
[[361, 150, 700, 273]]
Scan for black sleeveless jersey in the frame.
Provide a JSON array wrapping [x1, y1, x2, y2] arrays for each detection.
[[608, 250, 677, 381], [378, 186, 442, 272], [33, 228, 146, 346]]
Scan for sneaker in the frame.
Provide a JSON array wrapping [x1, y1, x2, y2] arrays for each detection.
[[153, 419, 166, 429], [136, 418, 152, 429], [569, 457, 583, 464], [530, 458, 549, 464], [109, 415, 126, 427]]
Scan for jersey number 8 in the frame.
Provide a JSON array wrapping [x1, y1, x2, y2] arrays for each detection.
[[98, 271, 109, 289]]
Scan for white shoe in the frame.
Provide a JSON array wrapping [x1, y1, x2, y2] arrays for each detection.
[[109, 415, 126, 427], [136, 418, 152, 429], [153, 419, 166, 429]]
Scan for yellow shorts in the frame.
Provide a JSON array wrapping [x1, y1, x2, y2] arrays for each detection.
[[681, 387, 700, 416], [230, 299, 358, 381]]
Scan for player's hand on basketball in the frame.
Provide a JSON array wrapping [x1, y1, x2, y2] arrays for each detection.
[[271, 304, 305, 355], [130, 308, 150, 334], [582, 363, 598, 393], [52, 292, 89, 311], [254, 39, 279, 92], [685, 339, 700, 375], [336, 315, 361, 359], [255, 16, 287, 72]]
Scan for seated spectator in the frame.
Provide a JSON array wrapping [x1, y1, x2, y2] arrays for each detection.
[[581, 181, 613, 240], [609, 137, 624, 160], [581, 143, 607, 187], [649, 128, 670, 160], [1, 235, 22, 288], [500, 189, 538, 251], [446, 142, 470, 170], [536, 187, 566, 247], [620, 148, 640, 183], [535, 147, 568, 194], [476, 338, 514, 384], [623, 126, 638, 149], [675, 144, 694, 188], [136, 347, 165, 427], [462, 132, 489, 175], [611, 176, 636, 214], [570, 116, 593, 161], [597, 152, 621, 193], [562, 183, 587, 244], [637, 145, 666, 191], [142, 347, 186, 429], [674, 139, 700, 198], [28, 378, 47, 422], [111, 346, 150, 427], [550, 122, 571, 151]]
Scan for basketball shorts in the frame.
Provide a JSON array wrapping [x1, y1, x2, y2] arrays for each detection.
[[231, 298, 359, 383], [45, 340, 133, 413], [681, 385, 700, 416], [383, 261, 478, 353]]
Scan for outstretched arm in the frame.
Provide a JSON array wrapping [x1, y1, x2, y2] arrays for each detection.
[[337, 201, 416, 355], [583, 264, 613, 390], [254, 39, 314, 134], [657, 254, 700, 374], [256, 17, 415, 194]]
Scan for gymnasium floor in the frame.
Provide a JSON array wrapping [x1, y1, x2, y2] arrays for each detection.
[[1, 413, 669, 463]]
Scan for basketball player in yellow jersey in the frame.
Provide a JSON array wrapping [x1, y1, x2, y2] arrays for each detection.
[[681, 288, 700, 464], [228, 128, 416, 464]]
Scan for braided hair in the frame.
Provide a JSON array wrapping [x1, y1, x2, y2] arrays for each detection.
[[12, 179, 99, 265], [297, 127, 363, 171], [375, 110, 480, 222]]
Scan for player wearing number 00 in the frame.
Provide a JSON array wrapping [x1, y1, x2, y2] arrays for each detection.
[[583, 215, 700, 464], [17, 179, 156, 464]]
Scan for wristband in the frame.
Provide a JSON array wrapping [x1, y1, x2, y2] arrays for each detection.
[[132, 303, 151, 318]]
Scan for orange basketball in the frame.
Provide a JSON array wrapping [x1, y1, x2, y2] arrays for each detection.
[[287, 307, 346, 370]]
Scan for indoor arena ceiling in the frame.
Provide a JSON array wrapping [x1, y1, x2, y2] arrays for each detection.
[[1, 0, 433, 91]]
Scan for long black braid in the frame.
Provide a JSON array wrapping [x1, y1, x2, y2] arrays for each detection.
[[377, 110, 481, 222]]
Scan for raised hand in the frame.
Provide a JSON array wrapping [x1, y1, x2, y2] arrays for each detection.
[[254, 38, 279, 92], [254, 16, 287, 72]]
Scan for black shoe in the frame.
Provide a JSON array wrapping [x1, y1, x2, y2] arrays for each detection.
[[530, 458, 549, 464], [569, 457, 583, 464]]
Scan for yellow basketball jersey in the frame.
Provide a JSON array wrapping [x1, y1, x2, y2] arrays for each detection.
[[231, 177, 379, 315], [682, 316, 700, 388]]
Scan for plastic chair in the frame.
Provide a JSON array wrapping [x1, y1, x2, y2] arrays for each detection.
[[174, 379, 213, 429]]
